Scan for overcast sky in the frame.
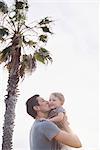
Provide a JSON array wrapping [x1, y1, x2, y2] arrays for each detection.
[[0, 0, 99, 150]]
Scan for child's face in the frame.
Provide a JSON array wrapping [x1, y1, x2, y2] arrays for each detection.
[[49, 94, 62, 109]]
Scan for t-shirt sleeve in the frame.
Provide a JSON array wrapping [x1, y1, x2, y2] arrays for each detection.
[[57, 107, 66, 114], [41, 120, 60, 141]]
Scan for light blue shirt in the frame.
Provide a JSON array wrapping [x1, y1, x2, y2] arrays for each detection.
[[30, 120, 60, 150]]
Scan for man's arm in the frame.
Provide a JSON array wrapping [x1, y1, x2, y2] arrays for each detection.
[[42, 120, 82, 148], [54, 130, 82, 148]]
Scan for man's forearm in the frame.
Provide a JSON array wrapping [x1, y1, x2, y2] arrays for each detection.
[[54, 130, 82, 148], [63, 125, 73, 133]]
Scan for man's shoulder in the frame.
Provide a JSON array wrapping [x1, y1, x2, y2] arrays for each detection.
[[35, 119, 54, 125], [40, 120, 55, 126], [36, 120, 59, 129]]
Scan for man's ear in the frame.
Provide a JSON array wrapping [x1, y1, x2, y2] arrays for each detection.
[[33, 106, 40, 111]]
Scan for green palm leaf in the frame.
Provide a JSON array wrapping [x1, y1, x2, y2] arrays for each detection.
[[41, 26, 52, 34], [34, 47, 53, 64], [0, 1, 8, 14], [39, 17, 53, 25], [15, 1, 24, 9], [34, 52, 45, 64], [0, 27, 9, 40], [19, 54, 36, 78], [0, 46, 12, 63], [39, 35, 47, 42], [23, 36, 37, 47]]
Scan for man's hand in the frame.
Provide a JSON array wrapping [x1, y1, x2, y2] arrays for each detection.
[[58, 115, 73, 133]]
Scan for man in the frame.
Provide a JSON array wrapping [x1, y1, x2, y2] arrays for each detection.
[[26, 94, 82, 150]]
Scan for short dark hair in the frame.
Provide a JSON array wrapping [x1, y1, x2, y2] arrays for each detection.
[[26, 94, 40, 118]]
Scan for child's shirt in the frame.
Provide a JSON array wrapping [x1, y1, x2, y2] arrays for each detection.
[[48, 107, 71, 150], [48, 106, 67, 129]]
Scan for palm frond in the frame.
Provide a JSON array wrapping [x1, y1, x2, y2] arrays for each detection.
[[41, 26, 53, 34], [39, 47, 53, 63], [39, 34, 47, 43], [0, 46, 12, 63], [22, 36, 37, 47], [0, 27, 9, 41], [34, 47, 53, 64], [19, 54, 36, 78], [15, 1, 28, 10], [39, 17, 53, 25], [15, 1, 24, 9], [0, 1, 8, 14], [34, 52, 45, 64], [12, 0, 28, 24]]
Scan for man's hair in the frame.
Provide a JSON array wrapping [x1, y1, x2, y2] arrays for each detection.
[[51, 92, 65, 105], [26, 94, 40, 118]]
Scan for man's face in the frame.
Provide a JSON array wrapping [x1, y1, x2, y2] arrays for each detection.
[[36, 96, 51, 112]]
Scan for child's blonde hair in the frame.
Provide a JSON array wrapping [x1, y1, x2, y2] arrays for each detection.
[[51, 92, 65, 105]]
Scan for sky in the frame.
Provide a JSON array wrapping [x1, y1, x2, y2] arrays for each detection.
[[0, 0, 99, 150]]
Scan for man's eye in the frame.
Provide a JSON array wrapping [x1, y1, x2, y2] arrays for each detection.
[[42, 99, 45, 102], [53, 99, 56, 101]]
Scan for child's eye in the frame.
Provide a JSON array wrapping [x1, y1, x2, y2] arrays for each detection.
[[49, 99, 56, 102]]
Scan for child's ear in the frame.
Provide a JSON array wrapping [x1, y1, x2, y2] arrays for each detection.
[[33, 106, 40, 111]]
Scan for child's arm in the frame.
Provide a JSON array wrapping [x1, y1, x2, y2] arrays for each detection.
[[48, 112, 64, 122]]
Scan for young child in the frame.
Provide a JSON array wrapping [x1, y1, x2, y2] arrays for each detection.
[[48, 92, 72, 150], [48, 92, 71, 131]]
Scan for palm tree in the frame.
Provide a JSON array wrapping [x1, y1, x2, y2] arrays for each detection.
[[0, 0, 53, 149]]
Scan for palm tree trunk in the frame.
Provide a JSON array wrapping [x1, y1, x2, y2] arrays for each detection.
[[2, 47, 21, 150]]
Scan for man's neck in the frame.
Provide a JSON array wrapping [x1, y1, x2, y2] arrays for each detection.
[[36, 112, 48, 119]]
